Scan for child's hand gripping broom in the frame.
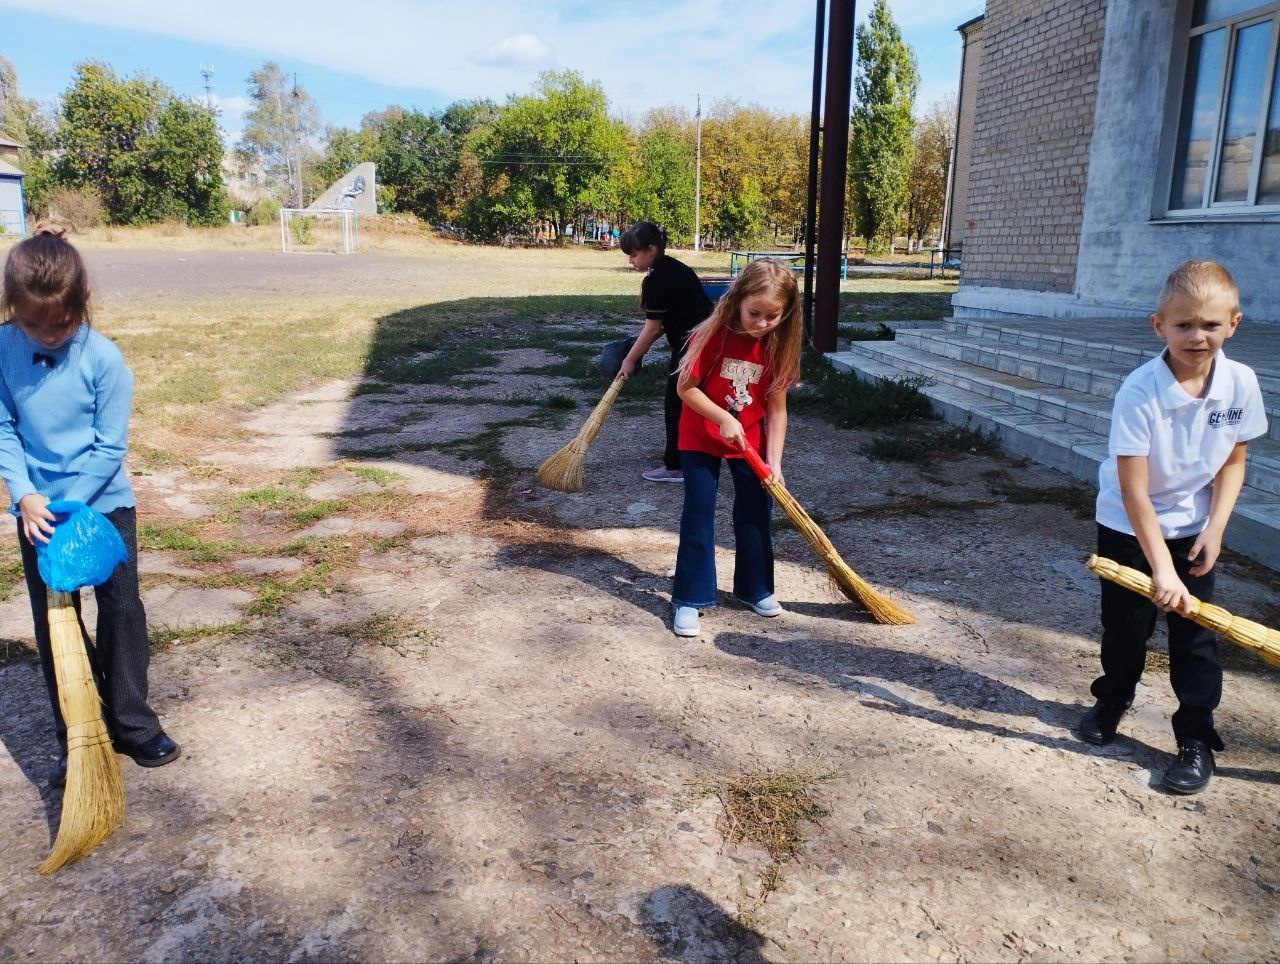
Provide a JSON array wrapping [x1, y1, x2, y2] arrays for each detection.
[[1087, 554, 1280, 668], [536, 374, 627, 492], [33, 500, 128, 874], [740, 443, 915, 625]]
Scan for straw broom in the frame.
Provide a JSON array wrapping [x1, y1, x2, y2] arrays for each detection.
[[1087, 554, 1280, 668], [536, 374, 627, 492], [741, 444, 915, 625], [39, 590, 125, 874]]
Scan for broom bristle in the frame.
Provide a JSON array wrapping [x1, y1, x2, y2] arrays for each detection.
[[826, 563, 916, 625], [40, 592, 125, 874], [535, 438, 588, 492], [535, 375, 626, 492], [39, 727, 124, 875], [766, 479, 915, 625]]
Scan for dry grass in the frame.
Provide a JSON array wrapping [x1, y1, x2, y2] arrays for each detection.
[[695, 765, 835, 909]]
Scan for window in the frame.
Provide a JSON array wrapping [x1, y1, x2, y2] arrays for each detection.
[[1166, 1, 1280, 215]]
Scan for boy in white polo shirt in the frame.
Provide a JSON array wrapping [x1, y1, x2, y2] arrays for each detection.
[[1079, 260, 1268, 794]]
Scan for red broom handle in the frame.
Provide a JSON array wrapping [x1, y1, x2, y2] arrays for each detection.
[[739, 442, 773, 482]]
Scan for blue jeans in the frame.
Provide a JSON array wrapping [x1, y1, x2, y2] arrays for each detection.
[[672, 450, 774, 609]]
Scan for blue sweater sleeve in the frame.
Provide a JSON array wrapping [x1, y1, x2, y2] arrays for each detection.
[[62, 351, 133, 505], [0, 372, 37, 504]]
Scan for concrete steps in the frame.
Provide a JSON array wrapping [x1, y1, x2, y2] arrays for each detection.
[[828, 316, 1280, 570]]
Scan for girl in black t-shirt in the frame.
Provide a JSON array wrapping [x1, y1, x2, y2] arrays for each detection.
[[618, 221, 714, 483]]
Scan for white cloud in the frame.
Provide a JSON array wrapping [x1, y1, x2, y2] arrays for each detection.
[[211, 94, 251, 146], [1, 0, 963, 116], [471, 34, 550, 69]]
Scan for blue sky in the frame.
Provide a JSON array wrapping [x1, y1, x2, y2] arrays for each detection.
[[1, 1, 980, 144]]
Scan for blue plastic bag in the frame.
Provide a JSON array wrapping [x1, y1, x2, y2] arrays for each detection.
[[33, 500, 128, 591]]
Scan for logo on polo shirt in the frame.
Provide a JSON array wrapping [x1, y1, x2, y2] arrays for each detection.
[[1207, 407, 1244, 427]]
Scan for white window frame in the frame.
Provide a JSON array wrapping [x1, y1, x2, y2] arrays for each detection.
[[1159, 0, 1280, 220]]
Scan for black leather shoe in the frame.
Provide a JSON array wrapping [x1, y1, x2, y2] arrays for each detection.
[[1163, 739, 1214, 795], [1077, 700, 1130, 745], [120, 732, 182, 768], [49, 755, 67, 789]]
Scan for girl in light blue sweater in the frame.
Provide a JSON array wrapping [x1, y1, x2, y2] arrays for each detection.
[[0, 224, 179, 787]]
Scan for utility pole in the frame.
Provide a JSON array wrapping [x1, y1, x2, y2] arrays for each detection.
[[693, 94, 702, 253], [803, 0, 827, 340], [200, 65, 214, 111], [813, 0, 857, 354], [291, 73, 304, 208]]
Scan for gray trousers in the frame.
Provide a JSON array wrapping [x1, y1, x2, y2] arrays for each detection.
[[20, 505, 162, 750]]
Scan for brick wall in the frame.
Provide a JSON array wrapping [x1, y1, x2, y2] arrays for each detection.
[[948, 18, 983, 249], [962, 0, 1107, 292]]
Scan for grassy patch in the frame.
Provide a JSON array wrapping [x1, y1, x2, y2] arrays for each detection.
[[436, 422, 527, 490], [247, 564, 335, 617], [696, 766, 834, 910], [849, 495, 992, 518], [837, 290, 954, 324], [130, 441, 192, 471], [219, 485, 347, 528], [839, 322, 895, 341], [541, 393, 578, 411], [343, 463, 403, 486], [861, 423, 1001, 465], [329, 612, 442, 657], [0, 550, 25, 603], [149, 621, 244, 651], [0, 638, 36, 666], [793, 353, 934, 429], [138, 523, 250, 563], [988, 479, 1095, 518]]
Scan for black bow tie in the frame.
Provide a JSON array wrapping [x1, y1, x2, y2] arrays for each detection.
[[33, 352, 55, 367]]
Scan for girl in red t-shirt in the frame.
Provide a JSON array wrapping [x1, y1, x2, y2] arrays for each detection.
[[669, 260, 803, 637]]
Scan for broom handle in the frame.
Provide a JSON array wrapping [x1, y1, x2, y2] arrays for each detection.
[[739, 443, 773, 482]]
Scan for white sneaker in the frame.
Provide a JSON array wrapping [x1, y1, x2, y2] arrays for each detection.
[[736, 593, 783, 617], [673, 606, 700, 636], [643, 467, 685, 483]]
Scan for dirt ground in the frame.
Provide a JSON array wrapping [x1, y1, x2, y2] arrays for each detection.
[[0, 249, 1278, 963]]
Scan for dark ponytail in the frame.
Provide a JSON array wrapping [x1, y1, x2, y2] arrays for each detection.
[[619, 221, 667, 256]]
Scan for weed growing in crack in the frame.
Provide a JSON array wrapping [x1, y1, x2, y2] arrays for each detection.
[[149, 622, 245, 652], [861, 423, 1000, 465], [987, 479, 1095, 519], [694, 766, 835, 911]]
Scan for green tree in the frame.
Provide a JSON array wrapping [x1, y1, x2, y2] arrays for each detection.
[[0, 56, 57, 216], [54, 61, 226, 225], [905, 96, 954, 247], [620, 111, 696, 245], [713, 175, 768, 249], [239, 62, 321, 206], [480, 70, 622, 237], [699, 99, 808, 249], [139, 98, 228, 224], [0, 55, 23, 140], [849, 0, 920, 249]]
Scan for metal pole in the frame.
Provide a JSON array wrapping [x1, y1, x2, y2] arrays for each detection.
[[803, 0, 827, 341], [694, 94, 702, 252], [813, 0, 857, 354], [939, 144, 955, 251]]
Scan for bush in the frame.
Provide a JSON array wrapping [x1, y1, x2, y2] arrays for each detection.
[[289, 216, 314, 245], [246, 198, 282, 227], [44, 186, 104, 233]]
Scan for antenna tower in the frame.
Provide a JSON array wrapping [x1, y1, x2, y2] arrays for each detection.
[[200, 64, 215, 110]]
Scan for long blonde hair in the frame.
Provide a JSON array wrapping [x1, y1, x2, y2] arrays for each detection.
[[678, 259, 803, 395]]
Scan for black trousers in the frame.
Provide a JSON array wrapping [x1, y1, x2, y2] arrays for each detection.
[[21, 505, 161, 750], [1092, 523, 1222, 748], [663, 344, 685, 470]]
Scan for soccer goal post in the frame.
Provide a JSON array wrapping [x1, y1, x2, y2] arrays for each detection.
[[279, 208, 358, 254]]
